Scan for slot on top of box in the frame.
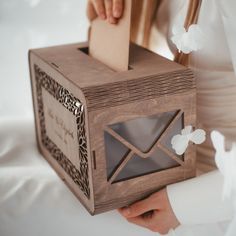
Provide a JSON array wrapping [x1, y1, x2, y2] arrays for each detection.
[[78, 46, 133, 71]]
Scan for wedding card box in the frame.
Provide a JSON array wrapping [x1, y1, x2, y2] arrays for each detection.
[[29, 0, 196, 215]]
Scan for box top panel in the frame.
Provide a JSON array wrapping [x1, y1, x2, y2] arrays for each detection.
[[30, 42, 191, 89]]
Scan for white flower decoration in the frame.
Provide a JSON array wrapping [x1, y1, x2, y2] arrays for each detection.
[[171, 24, 204, 54], [211, 131, 236, 198], [211, 131, 236, 236], [171, 125, 206, 155]]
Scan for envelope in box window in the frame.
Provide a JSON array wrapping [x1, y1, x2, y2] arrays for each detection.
[[104, 109, 185, 184]]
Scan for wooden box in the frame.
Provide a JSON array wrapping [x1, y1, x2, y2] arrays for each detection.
[[29, 42, 196, 215]]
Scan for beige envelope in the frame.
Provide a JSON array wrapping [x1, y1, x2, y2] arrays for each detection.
[[89, 0, 132, 72]]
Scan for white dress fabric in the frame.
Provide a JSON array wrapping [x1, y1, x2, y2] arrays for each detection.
[[149, 0, 236, 235]]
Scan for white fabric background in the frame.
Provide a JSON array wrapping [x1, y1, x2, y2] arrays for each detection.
[[0, 1, 155, 235], [0, 118, 156, 236]]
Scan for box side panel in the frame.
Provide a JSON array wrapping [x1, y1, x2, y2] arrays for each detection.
[[29, 51, 95, 214]]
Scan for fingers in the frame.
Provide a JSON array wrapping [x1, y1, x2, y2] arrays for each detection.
[[113, 0, 124, 18], [126, 210, 173, 234], [91, 0, 106, 19], [87, 1, 98, 21], [118, 188, 180, 235], [125, 211, 166, 233], [104, 0, 117, 24], [126, 215, 149, 229], [119, 196, 159, 218], [88, 0, 124, 24]]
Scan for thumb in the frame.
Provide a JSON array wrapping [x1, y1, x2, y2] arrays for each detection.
[[120, 196, 158, 218], [86, 1, 98, 22]]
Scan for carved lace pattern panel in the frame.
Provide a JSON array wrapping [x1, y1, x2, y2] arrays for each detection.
[[34, 64, 90, 199]]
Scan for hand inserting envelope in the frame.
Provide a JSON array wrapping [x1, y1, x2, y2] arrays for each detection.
[[89, 0, 132, 71]]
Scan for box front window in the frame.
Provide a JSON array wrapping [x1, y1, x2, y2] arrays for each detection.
[[104, 110, 184, 183]]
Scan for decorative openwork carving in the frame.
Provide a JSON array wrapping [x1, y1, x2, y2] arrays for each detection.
[[34, 64, 90, 199]]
